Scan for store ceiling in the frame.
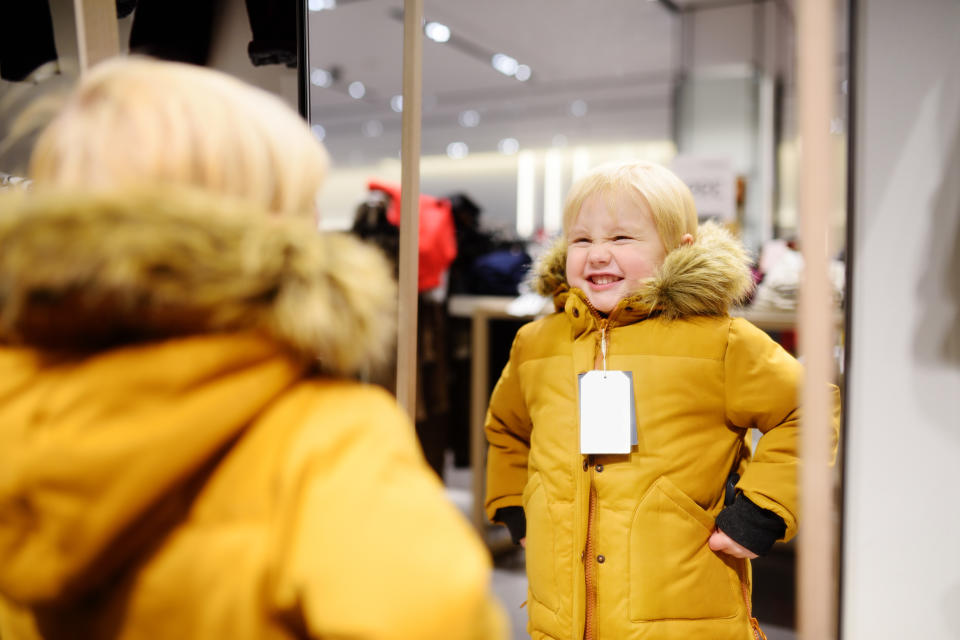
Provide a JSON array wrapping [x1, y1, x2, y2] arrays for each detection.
[[304, 0, 797, 165], [306, 0, 686, 163]]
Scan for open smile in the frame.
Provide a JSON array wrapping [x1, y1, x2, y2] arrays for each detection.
[[587, 274, 623, 289]]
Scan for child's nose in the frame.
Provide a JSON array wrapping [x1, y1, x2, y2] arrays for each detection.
[[587, 244, 612, 264]]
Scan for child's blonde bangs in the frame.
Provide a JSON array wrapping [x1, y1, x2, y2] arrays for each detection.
[[29, 58, 329, 218], [561, 161, 699, 251]]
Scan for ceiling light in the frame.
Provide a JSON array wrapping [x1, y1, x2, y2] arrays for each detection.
[[570, 99, 588, 117], [362, 120, 384, 137], [498, 138, 519, 155], [514, 64, 532, 82], [424, 21, 451, 43], [552, 134, 568, 148], [310, 68, 333, 88], [348, 81, 366, 99], [308, 0, 336, 11], [491, 53, 519, 76], [446, 142, 469, 159], [458, 110, 480, 127], [390, 95, 403, 112], [311, 124, 326, 141]]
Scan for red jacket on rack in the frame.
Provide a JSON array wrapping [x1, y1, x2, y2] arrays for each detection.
[[368, 179, 457, 291]]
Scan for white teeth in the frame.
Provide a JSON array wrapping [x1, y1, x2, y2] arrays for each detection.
[[591, 276, 618, 285]]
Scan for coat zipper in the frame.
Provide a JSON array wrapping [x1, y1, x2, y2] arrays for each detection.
[[583, 481, 598, 640], [741, 581, 768, 640], [579, 298, 606, 640]]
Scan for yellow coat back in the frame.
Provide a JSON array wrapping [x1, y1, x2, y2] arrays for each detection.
[[0, 188, 506, 640]]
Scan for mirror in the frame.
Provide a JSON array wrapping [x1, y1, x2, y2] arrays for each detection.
[[304, 2, 852, 638]]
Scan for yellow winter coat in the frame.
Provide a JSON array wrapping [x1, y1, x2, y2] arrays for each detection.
[[485, 223, 838, 640], [0, 189, 506, 640]]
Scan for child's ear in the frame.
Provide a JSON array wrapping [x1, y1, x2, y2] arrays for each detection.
[[680, 233, 694, 246]]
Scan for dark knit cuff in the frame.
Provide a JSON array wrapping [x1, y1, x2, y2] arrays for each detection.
[[493, 506, 526, 545], [715, 494, 787, 556]]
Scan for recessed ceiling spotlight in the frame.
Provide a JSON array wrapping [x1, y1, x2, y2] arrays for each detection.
[[570, 99, 588, 117], [446, 142, 469, 159], [362, 120, 384, 137], [491, 53, 519, 76], [552, 134, 569, 148], [424, 21, 451, 43], [311, 124, 326, 141], [308, 0, 336, 11], [458, 110, 480, 127], [498, 138, 520, 155], [348, 81, 366, 99], [310, 68, 333, 88], [514, 65, 532, 82], [390, 95, 404, 113]]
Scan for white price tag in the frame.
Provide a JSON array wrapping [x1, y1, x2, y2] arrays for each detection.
[[578, 370, 635, 454]]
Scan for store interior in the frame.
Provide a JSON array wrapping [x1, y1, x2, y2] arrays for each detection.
[[4, 1, 958, 638], [1, 1, 851, 639]]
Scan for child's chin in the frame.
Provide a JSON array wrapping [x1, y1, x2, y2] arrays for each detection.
[[586, 293, 618, 315]]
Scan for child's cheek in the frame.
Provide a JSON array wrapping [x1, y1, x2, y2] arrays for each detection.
[[564, 253, 577, 284]]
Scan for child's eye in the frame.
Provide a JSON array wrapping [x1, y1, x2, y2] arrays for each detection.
[[570, 237, 591, 245], [613, 235, 634, 242]]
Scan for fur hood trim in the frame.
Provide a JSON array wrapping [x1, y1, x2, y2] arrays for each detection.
[[0, 188, 397, 375], [533, 221, 754, 318]]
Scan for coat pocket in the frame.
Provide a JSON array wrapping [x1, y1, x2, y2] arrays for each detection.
[[522, 473, 560, 613], [628, 476, 742, 622]]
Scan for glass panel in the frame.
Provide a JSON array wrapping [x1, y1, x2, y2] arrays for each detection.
[[304, 1, 405, 230], [301, 3, 851, 639]]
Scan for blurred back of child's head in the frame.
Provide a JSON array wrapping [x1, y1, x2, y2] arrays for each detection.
[[28, 57, 329, 217], [562, 161, 698, 251]]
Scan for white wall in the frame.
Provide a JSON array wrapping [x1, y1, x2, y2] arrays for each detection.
[[842, 1, 960, 638]]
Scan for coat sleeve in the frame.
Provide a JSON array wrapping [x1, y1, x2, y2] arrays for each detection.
[[723, 318, 840, 542], [269, 385, 507, 640], [484, 329, 533, 523]]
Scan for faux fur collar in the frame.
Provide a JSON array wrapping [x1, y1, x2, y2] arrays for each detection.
[[0, 188, 396, 375], [533, 221, 754, 319]]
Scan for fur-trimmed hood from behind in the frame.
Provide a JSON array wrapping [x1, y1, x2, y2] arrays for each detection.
[[532, 220, 754, 319], [0, 187, 396, 375]]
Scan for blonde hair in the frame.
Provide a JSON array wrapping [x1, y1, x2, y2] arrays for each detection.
[[562, 161, 698, 251], [28, 57, 329, 217]]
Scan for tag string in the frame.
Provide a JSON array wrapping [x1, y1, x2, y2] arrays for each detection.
[[601, 326, 608, 377]]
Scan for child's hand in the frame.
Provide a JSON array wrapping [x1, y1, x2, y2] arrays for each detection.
[[708, 528, 758, 559], [519, 537, 526, 548]]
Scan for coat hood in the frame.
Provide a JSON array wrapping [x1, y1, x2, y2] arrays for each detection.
[[532, 220, 754, 319], [0, 187, 397, 607], [0, 187, 397, 374]]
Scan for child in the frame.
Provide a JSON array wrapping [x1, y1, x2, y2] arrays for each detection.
[[0, 58, 505, 640], [485, 161, 835, 640]]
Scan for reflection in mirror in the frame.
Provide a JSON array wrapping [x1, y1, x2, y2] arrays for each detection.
[[306, 2, 850, 639]]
